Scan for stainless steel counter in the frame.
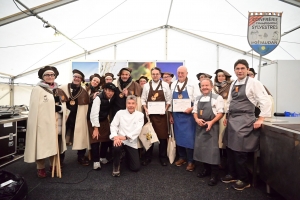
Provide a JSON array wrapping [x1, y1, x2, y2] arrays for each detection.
[[260, 117, 300, 200], [0, 115, 28, 124]]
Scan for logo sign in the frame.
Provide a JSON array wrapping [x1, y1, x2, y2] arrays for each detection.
[[248, 12, 282, 56]]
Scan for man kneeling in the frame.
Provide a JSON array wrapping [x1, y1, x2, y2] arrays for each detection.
[[110, 95, 144, 177]]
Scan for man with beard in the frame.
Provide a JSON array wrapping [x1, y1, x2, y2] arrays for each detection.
[[111, 68, 142, 120]]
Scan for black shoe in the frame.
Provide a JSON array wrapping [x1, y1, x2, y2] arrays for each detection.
[[141, 158, 151, 166], [208, 175, 218, 186], [160, 159, 168, 166], [197, 169, 211, 178], [232, 180, 250, 191], [221, 174, 237, 183], [78, 157, 89, 166]]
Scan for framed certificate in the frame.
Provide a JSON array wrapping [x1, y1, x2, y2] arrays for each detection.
[[172, 99, 191, 112], [148, 101, 165, 114]]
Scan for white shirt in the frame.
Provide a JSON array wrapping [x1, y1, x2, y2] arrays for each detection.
[[192, 93, 224, 115], [90, 96, 111, 127], [169, 79, 201, 111], [226, 76, 272, 117], [110, 109, 144, 149], [141, 80, 171, 105]]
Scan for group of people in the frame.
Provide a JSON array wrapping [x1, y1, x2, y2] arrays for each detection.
[[24, 59, 272, 191]]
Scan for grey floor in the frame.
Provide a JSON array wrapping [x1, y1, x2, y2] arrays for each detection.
[[1, 145, 284, 200]]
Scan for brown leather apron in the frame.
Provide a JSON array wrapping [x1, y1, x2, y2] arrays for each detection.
[[147, 80, 168, 139]]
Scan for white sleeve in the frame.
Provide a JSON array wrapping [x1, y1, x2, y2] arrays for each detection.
[[90, 97, 101, 127], [110, 111, 120, 140], [192, 99, 199, 113], [226, 83, 234, 113], [164, 84, 172, 105], [253, 80, 272, 117], [141, 84, 149, 106], [215, 95, 225, 114]]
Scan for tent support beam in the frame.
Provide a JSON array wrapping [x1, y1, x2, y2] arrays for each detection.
[[216, 45, 219, 69], [169, 26, 270, 62], [0, 0, 78, 27], [14, 26, 164, 79], [14, 0, 86, 52]]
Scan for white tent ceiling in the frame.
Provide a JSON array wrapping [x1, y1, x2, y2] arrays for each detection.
[[0, 0, 299, 81]]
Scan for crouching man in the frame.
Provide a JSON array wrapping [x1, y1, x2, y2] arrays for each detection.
[[109, 95, 144, 177]]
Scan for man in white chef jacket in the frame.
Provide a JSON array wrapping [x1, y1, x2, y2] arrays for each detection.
[[110, 95, 144, 177]]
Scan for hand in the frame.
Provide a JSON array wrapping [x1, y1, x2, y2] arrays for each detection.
[[92, 128, 99, 140], [113, 136, 123, 147], [93, 92, 100, 99], [253, 119, 263, 129], [144, 108, 149, 116], [205, 121, 213, 131], [123, 88, 128, 97], [195, 118, 206, 126], [169, 114, 174, 124], [184, 107, 193, 114], [223, 119, 227, 126]]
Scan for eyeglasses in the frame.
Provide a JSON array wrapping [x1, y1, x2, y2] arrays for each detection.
[[73, 75, 82, 79], [44, 74, 55, 77], [152, 73, 160, 76], [163, 76, 170, 78]]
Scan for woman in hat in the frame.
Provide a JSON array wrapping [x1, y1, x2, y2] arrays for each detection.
[[213, 69, 233, 168], [136, 75, 149, 89], [162, 72, 174, 87], [24, 66, 68, 178], [196, 73, 212, 92]]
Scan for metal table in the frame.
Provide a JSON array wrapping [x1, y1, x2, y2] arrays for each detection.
[[260, 117, 300, 200]]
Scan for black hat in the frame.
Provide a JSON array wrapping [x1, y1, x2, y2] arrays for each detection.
[[38, 66, 59, 79], [136, 75, 149, 83], [89, 73, 101, 82], [249, 68, 257, 75], [104, 72, 116, 80], [214, 69, 231, 77], [103, 83, 117, 91], [117, 68, 132, 76], [72, 69, 85, 83], [196, 73, 212, 80], [161, 72, 174, 78]]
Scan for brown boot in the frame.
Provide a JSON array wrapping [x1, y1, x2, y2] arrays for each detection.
[[186, 163, 195, 172], [175, 159, 187, 166]]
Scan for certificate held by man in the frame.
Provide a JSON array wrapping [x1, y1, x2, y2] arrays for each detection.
[[148, 101, 165, 114], [172, 99, 191, 112]]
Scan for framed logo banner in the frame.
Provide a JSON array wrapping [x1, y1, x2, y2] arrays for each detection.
[[248, 12, 282, 56]]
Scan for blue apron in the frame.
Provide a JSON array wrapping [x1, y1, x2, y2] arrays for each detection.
[[172, 87, 196, 149]]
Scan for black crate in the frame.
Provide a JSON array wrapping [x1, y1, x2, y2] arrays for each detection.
[[0, 122, 17, 159]]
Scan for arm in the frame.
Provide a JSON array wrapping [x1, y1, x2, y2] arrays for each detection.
[[90, 97, 101, 139], [205, 96, 224, 131]]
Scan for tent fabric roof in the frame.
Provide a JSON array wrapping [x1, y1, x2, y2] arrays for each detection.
[[0, 0, 299, 78]]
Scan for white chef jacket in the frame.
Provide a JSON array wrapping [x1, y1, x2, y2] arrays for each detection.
[[141, 80, 171, 105], [192, 93, 224, 115], [169, 79, 201, 111], [226, 76, 272, 117], [110, 109, 144, 149]]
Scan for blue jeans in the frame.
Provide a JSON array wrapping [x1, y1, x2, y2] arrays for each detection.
[[177, 145, 194, 163]]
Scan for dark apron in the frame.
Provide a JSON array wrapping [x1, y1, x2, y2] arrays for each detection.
[[172, 84, 196, 149], [224, 76, 259, 152], [193, 92, 220, 165], [147, 81, 168, 139]]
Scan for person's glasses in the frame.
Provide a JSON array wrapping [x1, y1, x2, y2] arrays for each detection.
[[163, 76, 170, 78], [152, 73, 160, 76], [73, 75, 82, 79], [44, 74, 55, 77]]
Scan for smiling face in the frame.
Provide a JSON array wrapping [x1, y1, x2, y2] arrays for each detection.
[[43, 71, 56, 84], [234, 64, 248, 80], [104, 88, 115, 99], [90, 77, 100, 87], [247, 71, 255, 78], [105, 76, 113, 83], [217, 72, 226, 83], [72, 73, 83, 85], [162, 74, 172, 84], [200, 79, 213, 95], [126, 98, 137, 114], [120, 70, 130, 82], [151, 69, 161, 82], [139, 78, 147, 87], [177, 66, 188, 83]]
